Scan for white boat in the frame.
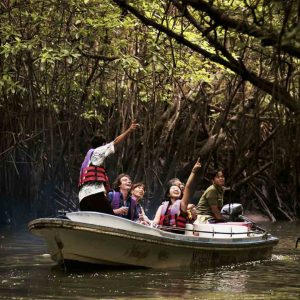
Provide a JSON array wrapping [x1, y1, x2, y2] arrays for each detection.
[[28, 211, 278, 269]]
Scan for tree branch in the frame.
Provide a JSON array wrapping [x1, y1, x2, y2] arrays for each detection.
[[184, 0, 300, 59], [112, 0, 300, 114], [77, 47, 119, 61]]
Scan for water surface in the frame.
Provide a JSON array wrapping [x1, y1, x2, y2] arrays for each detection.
[[0, 222, 299, 299]]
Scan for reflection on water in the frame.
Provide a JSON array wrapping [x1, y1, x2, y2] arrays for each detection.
[[0, 222, 300, 299]]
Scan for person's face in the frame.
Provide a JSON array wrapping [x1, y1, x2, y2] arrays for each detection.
[[168, 185, 182, 199], [173, 180, 185, 192], [131, 185, 145, 200], [213, 171, 225, 187], [119, 176, 132, 191]]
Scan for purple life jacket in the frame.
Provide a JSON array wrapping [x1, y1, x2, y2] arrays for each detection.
[[80, 149, 94, 172], [111, 191, 137, 221]]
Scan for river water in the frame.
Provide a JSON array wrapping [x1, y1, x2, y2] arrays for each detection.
[[0, 221, 299, 300]]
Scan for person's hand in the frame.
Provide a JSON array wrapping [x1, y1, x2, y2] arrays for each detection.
[[114, 207, 128, 215], [187, 205, 197, 220], [140, 220, 151, 226], [192, 157, 201, 173], [129, 119, 140, 132], [151, 222, 159, 228]]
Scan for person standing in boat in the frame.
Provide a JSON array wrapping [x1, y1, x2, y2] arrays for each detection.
[[131, 182, 151, 225], [78, 121, 139, 214], [108, 174, 139, 220], [194, 168, 226, 224], [152, 158, 202, 232]]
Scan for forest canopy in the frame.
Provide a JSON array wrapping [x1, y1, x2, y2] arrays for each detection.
[[1, 0, 300, 223]]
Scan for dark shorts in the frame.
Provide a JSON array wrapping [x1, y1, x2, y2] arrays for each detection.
[[79, 192, 114, 215]]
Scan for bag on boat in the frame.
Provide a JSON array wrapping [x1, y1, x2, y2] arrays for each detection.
[[221, 203, 243, 221]]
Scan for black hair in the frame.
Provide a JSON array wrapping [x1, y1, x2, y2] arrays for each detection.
[[208, 168, 225, 180], [168, 178, 181, 186], [112, 173, 131, 191], [91, 135, 106, 148], [164, 183, 183, 203]]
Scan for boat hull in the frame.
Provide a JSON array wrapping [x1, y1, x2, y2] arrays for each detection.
[[28, 213, 278, 269]]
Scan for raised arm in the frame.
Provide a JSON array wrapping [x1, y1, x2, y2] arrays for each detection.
[[180, 158, 202, 213], [113, 120, 140, 147]]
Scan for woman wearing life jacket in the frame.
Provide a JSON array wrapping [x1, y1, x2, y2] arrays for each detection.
[[78, 121, 139, 214], [108, 174, 139, 221], [167, 178, 197, 223], [131, 182, 151, 225], [153, 158, 202, 232]]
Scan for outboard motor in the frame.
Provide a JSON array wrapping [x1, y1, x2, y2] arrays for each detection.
[[221, 203, 244, 221]]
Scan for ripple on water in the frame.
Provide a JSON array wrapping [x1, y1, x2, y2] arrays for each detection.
[[0, 223, 300, 299]]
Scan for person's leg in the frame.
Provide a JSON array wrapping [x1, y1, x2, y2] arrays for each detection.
[[79, 193, 114, 215], [79, 196, 92, 211], [97, 193, 115, 214]]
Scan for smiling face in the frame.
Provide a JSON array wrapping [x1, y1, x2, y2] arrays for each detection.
[[131, 185, 145, 201], [119, 176, 132, 191], [167, 185, 182, 200], [173, 180, 185, 192], [168, 178, 185, 192]]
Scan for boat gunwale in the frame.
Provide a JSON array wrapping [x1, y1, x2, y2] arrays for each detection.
[[28, 218, 279, 251]]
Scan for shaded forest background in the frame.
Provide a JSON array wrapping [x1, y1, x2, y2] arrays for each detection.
[[1, 0, 300, 224]]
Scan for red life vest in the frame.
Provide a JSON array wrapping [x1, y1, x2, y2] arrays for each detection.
[[78, 148, 110, 192], [78, 166, 110, 193], [159, 200, 187, 229]]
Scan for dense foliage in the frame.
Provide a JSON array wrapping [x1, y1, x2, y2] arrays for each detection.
[[1, 0, 300, 223]]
